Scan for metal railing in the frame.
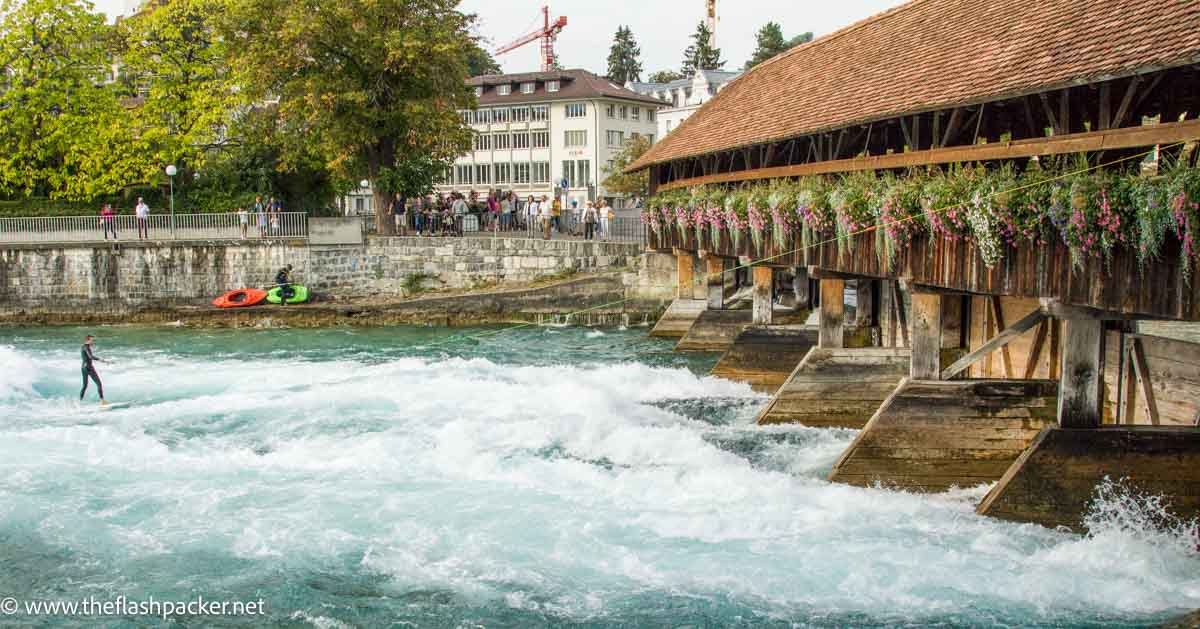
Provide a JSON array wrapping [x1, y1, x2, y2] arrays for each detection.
[[361, 209, 645, 244], [0, 212, 308, 244]]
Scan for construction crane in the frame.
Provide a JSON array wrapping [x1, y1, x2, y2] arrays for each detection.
[[706, 0, 717, 43], [495, 6, 568, 73]]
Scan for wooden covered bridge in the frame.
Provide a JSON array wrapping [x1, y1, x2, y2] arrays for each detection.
[[630, 0, 1200, 529]]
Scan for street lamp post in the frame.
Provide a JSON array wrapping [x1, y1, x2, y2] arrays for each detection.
[[166, 165, 178, 238]]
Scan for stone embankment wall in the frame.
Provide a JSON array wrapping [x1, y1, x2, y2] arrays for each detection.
[[0, 237, 676, 322]]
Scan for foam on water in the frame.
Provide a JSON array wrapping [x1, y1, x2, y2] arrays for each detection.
[[0, 327, 1196, 628]]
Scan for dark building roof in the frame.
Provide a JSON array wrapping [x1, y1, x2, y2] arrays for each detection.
[[467, 69, 664, 107], [631, 0, 1200, 171]]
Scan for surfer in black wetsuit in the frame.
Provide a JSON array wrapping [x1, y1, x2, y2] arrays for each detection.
[[275, 265, 294, 306], [80, 335, 108, 405]]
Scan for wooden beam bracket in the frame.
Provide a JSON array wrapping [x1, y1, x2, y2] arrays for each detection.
[[941, 310, 1047, 380]]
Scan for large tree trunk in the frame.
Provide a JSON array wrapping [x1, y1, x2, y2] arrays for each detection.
[[368, 142, 397, 236]]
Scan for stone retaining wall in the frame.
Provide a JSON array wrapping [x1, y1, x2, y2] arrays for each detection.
[[0, 237, 676, 320]]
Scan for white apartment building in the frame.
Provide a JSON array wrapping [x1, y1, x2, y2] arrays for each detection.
[[627, 69, 741, 142], [438, 69, 663, 209]]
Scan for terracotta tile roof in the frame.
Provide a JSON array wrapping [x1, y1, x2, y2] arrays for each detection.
[[468, 69, 664, 107], [630, 0, 1200, 172]]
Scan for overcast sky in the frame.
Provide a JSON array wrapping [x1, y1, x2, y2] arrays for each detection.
[[90, 0, 906, 75]]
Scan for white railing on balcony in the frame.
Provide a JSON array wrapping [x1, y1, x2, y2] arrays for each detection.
[[0, 212, 308, 244]]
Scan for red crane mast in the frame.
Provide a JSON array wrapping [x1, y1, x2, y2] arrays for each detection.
[[495, 6, 568, 72]]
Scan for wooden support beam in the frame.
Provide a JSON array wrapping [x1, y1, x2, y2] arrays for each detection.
[[1099, 82, 1112, 131], [1049, 319, 1061, 381], [990, 296, 1015, 377], [1023, 320, 1049, 379], [675, 250, 695, 300], [940, 108, 964, 148], [910, 293, 942, 379], [1040, 93, 1061, 134], [1128, 337, 1161, 426], [752, 266, 774, 325], [655, 119, 1200, 192], [893, 280, 909, 348], [1057, 319, 1104, 429], [706, 256, 725, 310], [1112, 75, 1142, 130], [819, 279, 845, 348], [941, 310, 1047, 381], [856, 279, 874, 328], [792, 267, 810, 311]]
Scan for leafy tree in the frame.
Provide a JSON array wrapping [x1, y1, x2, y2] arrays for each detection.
[[225, 0, 477, 235], [746, 22, 813, 70], [117, 0, 237, 174], [647, 69, 685, 84], [602, 134, 652, 198], [0, 0, 129, 200], [466, 43, 501, 77], [681, 22, 723, 75], [606, 26, 642, 84]]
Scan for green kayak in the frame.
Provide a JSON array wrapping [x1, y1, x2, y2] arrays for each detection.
[[267, 285, 310, 304]]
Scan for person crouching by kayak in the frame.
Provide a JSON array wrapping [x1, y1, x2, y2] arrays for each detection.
[[81, 335, 109, 405], [275, 264, 295, 306]]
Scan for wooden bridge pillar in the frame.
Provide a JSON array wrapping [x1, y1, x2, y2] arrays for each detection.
[[674, 249, 695, 300], [752, 266, 774, 325], [706, 256, 726, 310], [793, 267, 810, 311], [818, 279, 845, 348], [855, 280, 875, 328], [910, 292, 942, 380], [1057, 318, 1104, 428]]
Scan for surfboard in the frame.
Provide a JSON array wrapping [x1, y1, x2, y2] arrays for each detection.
[[96, 402, 132, 411]]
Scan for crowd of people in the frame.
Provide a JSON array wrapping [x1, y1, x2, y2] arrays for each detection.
[[386, 190, 618, 241]]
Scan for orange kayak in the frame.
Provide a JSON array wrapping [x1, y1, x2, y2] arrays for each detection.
[[213, 288, 268, 309]]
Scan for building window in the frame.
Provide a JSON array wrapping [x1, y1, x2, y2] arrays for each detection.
[[606, 130, 625, 147], [606, 159, 615, 174], [475, 164, 491, 185], [564, 130, 587, 147], [647, 134, 655, 144], [498, 85, 511, 96], [531, 105, 549, 122], [514, 162, 530, 184], [606, 104, 615, 118], [494, 163, 511, 184], [648, 109, 656, 122], [456, 165, 473, 185], [577, 160, 590, 188], [494, 133, 510, 150], [666, 120, 673, 132], [547, 80, 560, 92], [493, 107, 510, 123], [561, 161, 575, 188], [532, 162, 550, 184], [474, 134, 492, 151], [511, 107, 530, 123], [460, 110, 472, 124], [619, 105, 628, 120], [512, 132, 530, 149], [521, 82, 535, 94], [355, 198, 364, 212], [632, 107, 640, 120], [565, 103, 586, 118], [532, 131, 550, 149], [474, 86, 483, 97], [475, 109, 492, 125]]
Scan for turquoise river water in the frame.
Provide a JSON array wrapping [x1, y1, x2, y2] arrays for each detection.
[[0, 325, 1197, 628]]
